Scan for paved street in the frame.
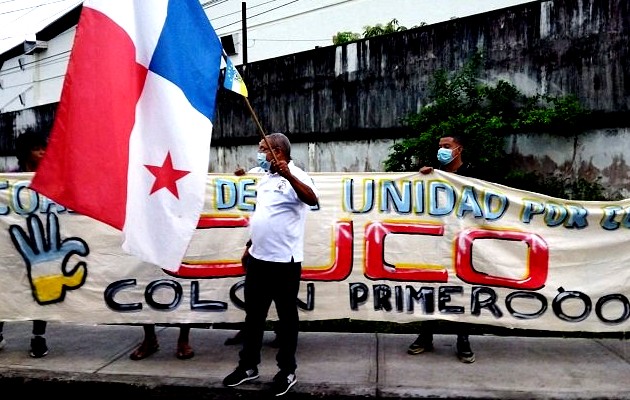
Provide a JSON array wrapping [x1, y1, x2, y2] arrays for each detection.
[[0, 321, 629, 399]]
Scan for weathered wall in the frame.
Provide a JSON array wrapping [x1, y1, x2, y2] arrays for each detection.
[[212, 0, 630, 145], [212, 0, 630, 199], [1, 0, 629, 196]]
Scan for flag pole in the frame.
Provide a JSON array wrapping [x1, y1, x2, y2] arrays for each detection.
[[221, 49, 279, 164], [243, 97, 279, 164]]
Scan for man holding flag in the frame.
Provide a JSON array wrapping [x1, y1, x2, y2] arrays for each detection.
[[222, 133, 319, 396], [31, 0, 222, 272]]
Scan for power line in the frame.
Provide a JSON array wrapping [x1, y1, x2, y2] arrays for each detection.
[[1, 71, 65, 89], [214, 0, 302, 30], [0, 50, 70, 77], [0, 0, 286, 42], [0, 0, 82, 41], [201, 0, 229, 8], [0, 0, 76, 16], [253, 38, 330, 42], [0, 0, 336, 74], [0, 0, 23, 6], [205, 0, 285, 19]]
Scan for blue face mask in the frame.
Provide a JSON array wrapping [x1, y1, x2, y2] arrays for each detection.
[[257, 152, 271, 171], [437, 148, 455, 164]]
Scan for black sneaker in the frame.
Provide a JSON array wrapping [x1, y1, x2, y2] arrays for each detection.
[[407, 333, 433, 355], [271, 370, 297, 396], [456, 335, 475, 363], [223, 367, 259, 387], [30, 336, 49, 358]]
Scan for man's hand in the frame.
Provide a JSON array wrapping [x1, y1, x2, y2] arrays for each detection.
[[420, 166, 434, 174], [272, 159, 291, 178]]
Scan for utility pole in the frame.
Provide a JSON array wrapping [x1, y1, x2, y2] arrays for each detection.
[[241, 1, 247, 64]]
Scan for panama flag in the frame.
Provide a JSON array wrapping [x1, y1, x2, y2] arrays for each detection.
[[30, 0, 222, 271]]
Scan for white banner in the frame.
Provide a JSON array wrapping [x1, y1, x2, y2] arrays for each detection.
[[1, 171, 628, 333]]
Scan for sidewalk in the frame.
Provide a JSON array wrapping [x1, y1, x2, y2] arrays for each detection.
[[0, 321, 629, 399]]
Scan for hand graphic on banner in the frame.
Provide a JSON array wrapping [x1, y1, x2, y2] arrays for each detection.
[[9, 213, 89, 304]]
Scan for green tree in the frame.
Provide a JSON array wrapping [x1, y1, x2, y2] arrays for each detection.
[[332, 31, 362, 44], [383, 53, 604, 200], [363, 18, 406, 37], [333, 18, 425, 44]]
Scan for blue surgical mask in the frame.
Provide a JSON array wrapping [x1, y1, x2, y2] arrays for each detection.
[[257, 152, 271, 171], [437, 148, 455, 164]]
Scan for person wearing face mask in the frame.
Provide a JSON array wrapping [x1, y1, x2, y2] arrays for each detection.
[[408, 134, 476, 364], [223, 132, 319, 397], [420, 135, 471, 176]]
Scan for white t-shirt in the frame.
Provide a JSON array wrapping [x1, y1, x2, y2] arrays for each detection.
[[247, 166, 266, 173], [248, 161, 318, 263]]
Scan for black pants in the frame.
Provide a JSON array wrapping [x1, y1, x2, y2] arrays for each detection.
[[239, 256, 301, 373], [419, 321, 468, 342], [0, 320, 46, 336]]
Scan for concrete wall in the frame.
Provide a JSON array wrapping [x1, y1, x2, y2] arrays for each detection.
[[208, 0, 630, 198], [507, 129, 630, 199], [209, 139, 395, 174], [208, 0, 533, 64], [212, 0, 630, 145]]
